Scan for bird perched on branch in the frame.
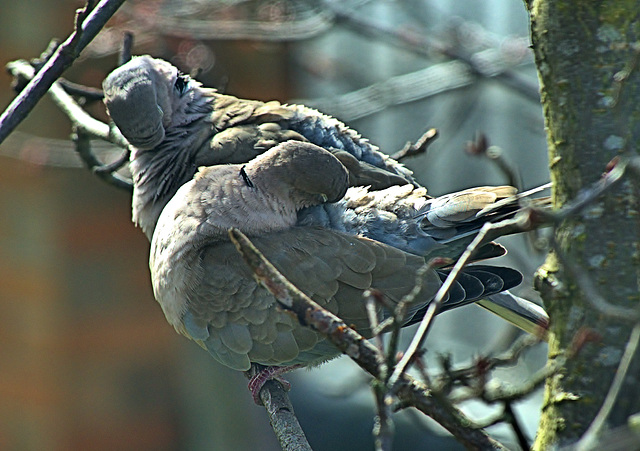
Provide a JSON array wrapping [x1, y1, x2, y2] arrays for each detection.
[[102, 55, 548, 398], [103, 55, 414, 241], [150, 141, 532, 397]]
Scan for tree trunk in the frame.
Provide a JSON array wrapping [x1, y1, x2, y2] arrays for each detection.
[[528, 1, 640, 448]]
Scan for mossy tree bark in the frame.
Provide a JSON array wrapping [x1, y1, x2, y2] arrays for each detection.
[[527, 1, 640, 449]]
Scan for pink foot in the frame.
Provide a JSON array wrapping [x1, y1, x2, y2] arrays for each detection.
[[248, 364, 303, 404]]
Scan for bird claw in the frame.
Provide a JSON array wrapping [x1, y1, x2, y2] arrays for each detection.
[[248, 364, 303, 405]]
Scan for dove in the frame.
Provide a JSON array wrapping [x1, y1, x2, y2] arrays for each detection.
[[150, 141, 530, 399], [102, 55, 415, 241], [102, 55, 549, 267], [102, 56, 549, 396]]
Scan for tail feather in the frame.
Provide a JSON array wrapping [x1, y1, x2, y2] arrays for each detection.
[[403, 265, 529, 327], [477, 292, 549, 339]]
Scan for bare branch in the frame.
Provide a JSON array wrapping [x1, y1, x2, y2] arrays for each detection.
[[257, 378, 313, 451], [546, 156, 632, 224], [6, 59, 132, 191], [58, 79, 104, 102], [465, 132, 522, 190], [144, 2, 334, 41], [433, 334, 541, 392], [388, 217, 519, 389], [476, 357, 564, 404], [364, 290, 386, 353], [0, 0, 126, 145], [574, 323, 640, 451], [391, 128, 438, 162], [6, 59, 127, 148], [504, 402, 530, 451], [546, 156, 640, 322], [293, 59, 476, 121], [228, 228, 388, 377], [119, 31, 134, 66], [73, 130, 132, 191], [327, 3, 540, 102], [372, 382, 395, 451], [228, 227, 510, 450]]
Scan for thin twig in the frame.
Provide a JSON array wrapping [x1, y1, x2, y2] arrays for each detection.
[[574, 323, 640, 451], [119, 31, 134, 66], [73, 129, 132, 191], [388, 220, 498, 389], [0, 0, 127, 145], [548, 156, 630, 223], [6, 59, 133, 191], [465, 132, 522, 190], [390, 128, 438, 162], [364, 290, 386, 353], [473, 408, 509, 430], [327, 3, 540, 102], [384, 258, 446, 384], [372, 382, 394, 451], [433, 334, 541, 391], [58, 79, 104, 101], [471, 403, 530, 449], [228, 228, 510, 450], [503, 403, 531, 450], [6, 60, 128, 148], [92, 148, 130, 174], [388, 199, 553, 390], [452, 355, 565, 404]]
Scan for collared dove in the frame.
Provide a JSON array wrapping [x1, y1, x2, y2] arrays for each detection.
[[150, 141, 527, 380], [102, 55, 548, 266], [102, 56, 549, 396], [103, 55, 414, 241]]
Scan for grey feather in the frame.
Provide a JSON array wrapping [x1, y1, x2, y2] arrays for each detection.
[[149, 143, 541, 370], [102, 56, 550, 373]]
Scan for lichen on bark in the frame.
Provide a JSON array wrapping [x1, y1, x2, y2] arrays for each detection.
[[527, 1, 640, 449]]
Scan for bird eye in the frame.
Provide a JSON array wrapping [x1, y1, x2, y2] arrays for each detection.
[[240, 166, 254, 188], [174, 71, 189, 94]]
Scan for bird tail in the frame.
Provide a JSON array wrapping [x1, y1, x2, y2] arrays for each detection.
[[476, 292, 549, 340]]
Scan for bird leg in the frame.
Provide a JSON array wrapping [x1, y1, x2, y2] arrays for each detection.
[[248, 364, 303, 404]]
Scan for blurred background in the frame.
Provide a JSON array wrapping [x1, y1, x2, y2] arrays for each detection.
[[0, 1, 550, 450]]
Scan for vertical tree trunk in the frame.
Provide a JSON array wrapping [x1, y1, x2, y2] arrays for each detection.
[[528, 1, 640, 448]]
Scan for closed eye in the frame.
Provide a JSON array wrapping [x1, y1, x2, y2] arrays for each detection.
[[174, 71, 190, 94], [240, 166, 254, 188]]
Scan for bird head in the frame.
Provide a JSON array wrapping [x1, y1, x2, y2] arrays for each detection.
[[244, 141, 349, 209], [102, 55, 196, 150]]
